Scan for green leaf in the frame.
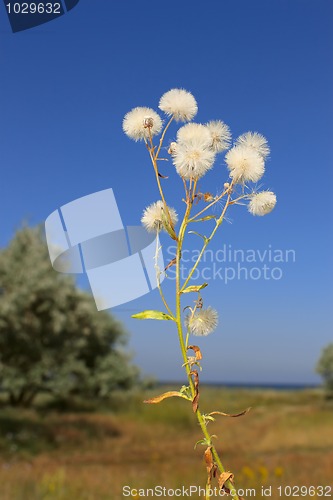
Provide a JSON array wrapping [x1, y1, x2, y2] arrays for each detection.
[[181, 283, 208, 294], [188, 231, 209, 244], [131, 310, 174, 321], [190, 215, 217, 223], [163, 221, 178, 241], [194, 438, 210, 449], [161, 208, 178, 241]]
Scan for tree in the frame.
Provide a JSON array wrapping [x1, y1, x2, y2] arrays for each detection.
[[0, 226, 139, 407], [316, 343, 333, 395]]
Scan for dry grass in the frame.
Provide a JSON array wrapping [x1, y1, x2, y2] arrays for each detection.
[[0, 387, 332, 499]]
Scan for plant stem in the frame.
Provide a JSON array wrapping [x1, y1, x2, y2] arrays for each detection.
[[147, 129, 238, 498], [189, 185, 230, 221], [155, 116, 174, 159], [181, 188, 233, 292], [146, 132, 177, 240], [175, 190, 239, 500], [154, 236, 174, 318]]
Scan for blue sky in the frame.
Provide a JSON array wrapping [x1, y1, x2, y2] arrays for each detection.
[[0, 0, 332, 384]]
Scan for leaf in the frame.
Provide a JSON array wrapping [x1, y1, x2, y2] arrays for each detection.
[[131, 310, 174, 321], [218, 471, 234, 490], [204, 446, 213, 469], [194, 439, 207, 449], [209, 407, 251, 418], [204, 446, 217, 486], [187, 345, 203, 361], [188, 230, 209, 244], [161, 209, 178, 241], [192, 391, 200, 413], [144, 391, 190, 404], [158, 172, 168, 179], [181, 283, 208, 294], [203, 415, 216, 423], [190, 369, 200, 413], [165, 257, 176, 271], [191, 215, 217, 223], [180, 385, 192, 399], [163, 223, 178, 241]]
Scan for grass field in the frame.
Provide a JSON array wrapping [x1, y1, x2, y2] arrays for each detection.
[[0, 386, 332, 499]]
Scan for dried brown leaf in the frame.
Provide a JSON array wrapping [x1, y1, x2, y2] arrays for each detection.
[[218, 471, 234, 490], [192, 393, 199, 413], [210, 408, 251, 418], [144, 391, 189, 404], [158, 172, 168, 179], [204, 447, 216, 486], [187, 345, 203, 361], [204, 446, 213, 469], [164, 258, 177, 271], [190, 370, 200, 412]]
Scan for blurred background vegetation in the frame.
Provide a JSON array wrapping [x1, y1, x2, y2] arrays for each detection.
[[0, 226, 140, 408], [0, 226, 332, 499]]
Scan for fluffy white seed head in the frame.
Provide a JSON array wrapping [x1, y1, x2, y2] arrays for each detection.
[[248, 191, 277, 216], [206, 120, 232, 153], [172, 143, 216, 180], [159, 88, 198, 122], [236, 132, 270, 159], [123, 107, 163, 142], [141, 200, 178, 233], [225, 145, 265, 184], [185, 307, 218, 336], [177, 123, 212, 148], [172, 123, 216, 179]]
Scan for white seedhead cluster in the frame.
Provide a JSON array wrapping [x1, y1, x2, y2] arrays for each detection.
[[123, 88, 277, 218], [123, 88, 278, 498]]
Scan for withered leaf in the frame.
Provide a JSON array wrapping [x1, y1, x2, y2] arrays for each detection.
[[204, 446, 213, 468], [218, 471, 234, 490], [158, 172, 168, 179], [209, 407, 251, 418], [144, 391, 190, 404], [165, 258, 177, 271], [187, 345, 203, 361], [190, 370, 200, 413], [204, 447, 217, 486], [192, 394, 200, 413]]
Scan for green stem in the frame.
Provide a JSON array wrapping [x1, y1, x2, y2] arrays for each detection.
[[154, 236, 174, 317], [181, 190, 232, 292], [189, 185, 230, 222], [175, 194, 239, 500], [146, 127, 238, 498], [146, 132, 177, 240]]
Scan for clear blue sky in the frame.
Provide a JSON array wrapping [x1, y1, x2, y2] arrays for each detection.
[[1, 0, 332, 385]]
